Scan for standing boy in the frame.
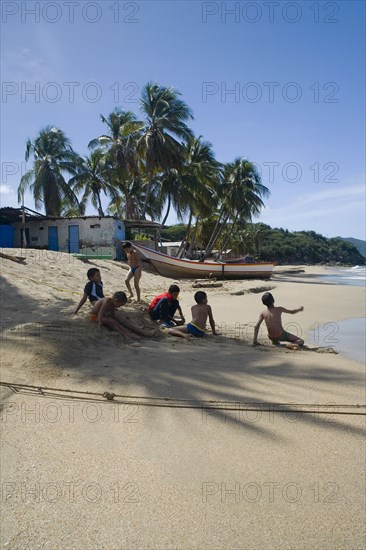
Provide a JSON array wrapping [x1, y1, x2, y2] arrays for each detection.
[[168, 291, 218, 339], [253, 292, 304, 349], [74, 268, 104, 314], [123, 242, 142, 302], [148, 284, 185, 328]]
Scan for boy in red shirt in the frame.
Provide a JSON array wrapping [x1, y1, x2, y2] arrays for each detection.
[[148, 284, 185, 327]]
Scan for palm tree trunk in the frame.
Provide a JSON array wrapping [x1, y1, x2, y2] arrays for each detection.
[[96, 191, 104, 217], [142, 170, 153, 219], [203, 206, 226, 259], [161, 193, 171, 226], [219, 213, 239, 256], [177, 209, 193, 258], [187, 215, 199, 258]]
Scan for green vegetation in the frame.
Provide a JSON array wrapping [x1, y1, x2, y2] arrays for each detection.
[[17, 81, 360, 265], [161, 223, 365, 265], [18, 82, 269, 255], [336, 237, 366, 258]]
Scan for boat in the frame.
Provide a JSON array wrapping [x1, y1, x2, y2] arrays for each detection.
[[134, 244, 274, 280]]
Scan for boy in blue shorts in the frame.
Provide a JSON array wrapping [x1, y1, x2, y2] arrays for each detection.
[[74, 268, 104, 314], [168, 291, 217, 339]]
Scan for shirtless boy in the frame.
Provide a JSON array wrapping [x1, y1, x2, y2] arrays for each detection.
[[123, 242, 142, 302], [253, 292, 304, 349], [168, 291, 217, 339], [91, 291, 138, 339]]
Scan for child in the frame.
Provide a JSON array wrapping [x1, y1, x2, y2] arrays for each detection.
[[168, 291, 217, 339], [74, 268, 104, 314], [123, 242, 142, 302], [91, 291, 138, 339], [253, 292, 304, 349], [148, 284, 185, 328]]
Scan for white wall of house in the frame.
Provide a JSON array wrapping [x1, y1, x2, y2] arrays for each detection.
[[12, 217, 124, 256]]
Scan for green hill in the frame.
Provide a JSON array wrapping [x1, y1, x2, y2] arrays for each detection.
[[337, 237, 366, 258]]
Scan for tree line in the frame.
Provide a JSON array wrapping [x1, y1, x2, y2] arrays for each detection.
[[18, 82, 270, 259], [160, 224, 365, 265]]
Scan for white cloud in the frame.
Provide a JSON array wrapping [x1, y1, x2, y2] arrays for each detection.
[[258, 181, 366, 238], [0, 185, 13, 195]]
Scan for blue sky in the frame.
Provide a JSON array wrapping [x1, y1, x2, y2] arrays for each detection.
[[1, 0, 365, 239]]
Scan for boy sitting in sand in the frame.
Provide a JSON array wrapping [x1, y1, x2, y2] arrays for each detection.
[[91, 291, 139, 339], [123, 242, 142, 302], [92, 292, 158, 339], [148, 285, 185, 328], [167, 291, 218, 339], [74, 268, 104, 314], [253, 292, 304, 349]]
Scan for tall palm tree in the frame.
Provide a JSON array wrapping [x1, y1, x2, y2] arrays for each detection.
[[204, 158, 270, 258], [89, 108, 143, 174], [107, 175, 162, 221], [69, 149, 117, 216], [89, 108, 144, 218], [172, 136, 222, 257], [138, 82, 194, 218], [18, 126, 81, 216]]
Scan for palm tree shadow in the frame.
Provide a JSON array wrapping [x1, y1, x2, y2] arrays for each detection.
[[1, 275, 364, 438]]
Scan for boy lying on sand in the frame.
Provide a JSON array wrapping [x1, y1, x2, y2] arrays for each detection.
[[253, 292, 304, 349], [168, 291, 218, 339], [91, 292, 158, 339]]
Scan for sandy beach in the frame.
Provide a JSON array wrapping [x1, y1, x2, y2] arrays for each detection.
[[1, 249, 365, 549]]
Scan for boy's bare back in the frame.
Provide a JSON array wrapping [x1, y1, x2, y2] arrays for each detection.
[[261, 306, 287, 339], [91, 297, 115, 317], [191, 303, 212, 331]]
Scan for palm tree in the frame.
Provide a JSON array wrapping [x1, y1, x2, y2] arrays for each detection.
[[173, 136, 222, 257], [107, 175, 162, 221], [203, 159, 270, 259], [18, 126, 81, 216], [89, 108, 144, 218], [138, 82, 194, 218], [69, 149, 117, 216]]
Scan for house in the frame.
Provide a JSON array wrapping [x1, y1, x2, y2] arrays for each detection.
[[0, 207, 161, 259], [158, 241, 184, 257]]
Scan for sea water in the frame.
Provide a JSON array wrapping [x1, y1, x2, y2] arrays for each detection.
[[321, 265, 366, 287], [308, 317, 365, 364], [308, 266, 365, 363]]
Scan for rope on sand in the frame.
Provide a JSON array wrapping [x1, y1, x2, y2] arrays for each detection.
[[1, 381, 365, 415]]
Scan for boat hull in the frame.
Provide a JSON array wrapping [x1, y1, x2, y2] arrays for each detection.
[[135, 245, 273, 280]]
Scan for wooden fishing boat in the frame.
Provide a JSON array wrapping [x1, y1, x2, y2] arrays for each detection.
[[134, 245, 274, 280]]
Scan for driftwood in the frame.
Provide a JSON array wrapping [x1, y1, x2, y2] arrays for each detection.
[[192, 282, 223, 288], [0, 252, 27, 264], [231, 285, 275, 296]]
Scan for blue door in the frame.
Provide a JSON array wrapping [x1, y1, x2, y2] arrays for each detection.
[[48, 227, 59, 251], [0, 225, 14, 247], [68, 225, 80, 253]]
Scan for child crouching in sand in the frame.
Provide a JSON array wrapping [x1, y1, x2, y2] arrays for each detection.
[[91, 291, 139, 339], [253, 292, 304, 349], [168, 291, 218, 339], [91, 291, 158, 339]]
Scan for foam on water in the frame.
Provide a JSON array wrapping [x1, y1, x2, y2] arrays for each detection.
[[322, 265, 366, 287]]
